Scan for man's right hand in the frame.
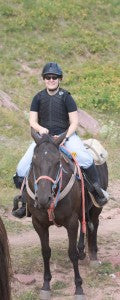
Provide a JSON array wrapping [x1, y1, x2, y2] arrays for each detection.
[[39, 126, 49, 135]]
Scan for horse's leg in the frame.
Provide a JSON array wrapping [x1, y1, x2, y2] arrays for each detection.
[[87, 206, 102, 262], [32, 218, 52, 297], [77, 224, 86, 260], [66, 215, 84, 297]]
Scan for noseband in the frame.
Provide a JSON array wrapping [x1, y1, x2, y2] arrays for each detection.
[[35, 163, 62, 188], [35, 175, 55, 184]]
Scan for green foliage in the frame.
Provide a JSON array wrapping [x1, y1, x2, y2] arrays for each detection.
[[52, 280, 67, 290], [11, 245, 43, 274], [98, 262, 115, 275], [13, 290, 39, 300], [0, 0, 119, 111], [3, 218, 33, 233]]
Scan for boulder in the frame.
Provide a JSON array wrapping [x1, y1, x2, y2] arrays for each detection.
[[78, 109, 100, 136], [0, 90, 19, 111], [14, 273, 36, 285]]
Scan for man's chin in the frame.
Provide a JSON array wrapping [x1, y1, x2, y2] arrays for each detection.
[[48, 87, 58, 92]]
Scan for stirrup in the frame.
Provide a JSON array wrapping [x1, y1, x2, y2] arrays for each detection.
[[88, 189, 109, 208], [88, 192, 101, 208]]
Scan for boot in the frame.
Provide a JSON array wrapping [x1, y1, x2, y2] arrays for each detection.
[[83, 163, 108, 207], [12, 190, 26, 218], [13, 173, 24, 189]]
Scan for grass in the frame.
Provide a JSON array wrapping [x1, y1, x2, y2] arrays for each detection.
[[2, 218, 33, 234], [11, 245, 43, 274], [0, 0, 120, 112], [52, 280, 67, 290], [12, 290, 39, 300]]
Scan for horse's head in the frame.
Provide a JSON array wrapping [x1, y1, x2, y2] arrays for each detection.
[[31, 128, 66, 210]]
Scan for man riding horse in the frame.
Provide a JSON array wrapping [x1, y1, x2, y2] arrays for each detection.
[[12, 62, 108, 218]]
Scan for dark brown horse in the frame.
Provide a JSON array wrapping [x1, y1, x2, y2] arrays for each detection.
[[26, 130, 108, 299], [0, 217, 11, 300]]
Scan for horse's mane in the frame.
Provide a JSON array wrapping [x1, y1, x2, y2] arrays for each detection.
[[0, 217, 11, 300]]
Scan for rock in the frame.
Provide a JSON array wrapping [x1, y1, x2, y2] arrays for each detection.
[[109, 273, 116, 279], [14, 273, 36, 285], [0, 90, 19, 111], [21, 63, 39, 75], [78, 109, 100, 136]]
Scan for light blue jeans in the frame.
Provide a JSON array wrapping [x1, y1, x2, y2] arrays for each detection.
[[16, 133, 93, 177]]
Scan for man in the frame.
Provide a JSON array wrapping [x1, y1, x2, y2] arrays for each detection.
[[12, 62, 108, 218]]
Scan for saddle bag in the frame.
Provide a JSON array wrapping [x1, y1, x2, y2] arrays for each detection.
[[83, 138, 108, 165]]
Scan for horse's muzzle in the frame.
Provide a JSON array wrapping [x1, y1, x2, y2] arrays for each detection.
[[35, 194, 53, 210]]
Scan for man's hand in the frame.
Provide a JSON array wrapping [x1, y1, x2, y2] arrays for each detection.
[[53, 135, 59, 140], [39, 126, 49, 135], [60, 137, 69, 146]]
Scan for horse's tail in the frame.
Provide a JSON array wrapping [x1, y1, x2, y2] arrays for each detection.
[[0, 217, 11, 300]]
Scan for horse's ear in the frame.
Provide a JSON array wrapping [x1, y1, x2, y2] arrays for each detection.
[[31, 127, 42, 144], [54, 130, 67, 146]]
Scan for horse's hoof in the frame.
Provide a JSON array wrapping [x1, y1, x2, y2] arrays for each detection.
[[74, 295, 86, 300], [40, 289, 51, 300], [90, 260, 100, 268], [78, 252, 86, 260]]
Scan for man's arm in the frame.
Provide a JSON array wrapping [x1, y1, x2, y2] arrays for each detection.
[[66, 110, 78, 138], [29, 111, 49, 135]]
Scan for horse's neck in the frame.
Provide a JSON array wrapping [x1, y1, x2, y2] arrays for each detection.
[[28, 164, 35, 191], [61, 154, 75, 174], [61, 155, 74, 189]]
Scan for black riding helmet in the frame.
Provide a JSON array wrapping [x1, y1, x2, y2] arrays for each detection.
[[42, 62, 63, 78]]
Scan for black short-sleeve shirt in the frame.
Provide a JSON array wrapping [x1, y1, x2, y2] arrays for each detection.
[[30, 88, 77, 135]]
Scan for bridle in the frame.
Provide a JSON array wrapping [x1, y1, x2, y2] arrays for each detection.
[[35, 163, 63, 224], [35, 163, 62, 191]]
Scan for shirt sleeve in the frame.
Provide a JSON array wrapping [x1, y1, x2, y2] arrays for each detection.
[[65, 92, 77, 112], [30, 93, 40, 112]]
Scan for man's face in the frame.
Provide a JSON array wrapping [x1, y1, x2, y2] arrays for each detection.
[[44, 74, 61, 91]]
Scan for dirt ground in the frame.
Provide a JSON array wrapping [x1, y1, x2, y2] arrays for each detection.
[[8, 180, 120, 300]]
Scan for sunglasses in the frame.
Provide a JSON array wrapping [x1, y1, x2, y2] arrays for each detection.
[[44, 75, 59, 80]]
